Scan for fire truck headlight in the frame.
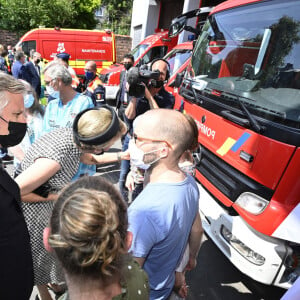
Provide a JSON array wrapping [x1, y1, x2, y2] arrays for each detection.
[[236, 192, 268, 215]]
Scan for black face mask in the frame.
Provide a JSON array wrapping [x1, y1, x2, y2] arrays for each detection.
[[36, 59, 41, 64], [0, 116, 27, 148], [124, 63, 133, 71], [149, 79, 165, 88]]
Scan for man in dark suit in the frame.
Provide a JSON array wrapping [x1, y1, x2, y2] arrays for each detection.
[[0, 72, 33, 299], [23, 51, 42, 97], [116, 53, 134, 121], [116, 54, 134, 203]]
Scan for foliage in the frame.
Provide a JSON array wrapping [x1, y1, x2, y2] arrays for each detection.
[[0, 0, 99, 35], [99, 0, 133, 35]]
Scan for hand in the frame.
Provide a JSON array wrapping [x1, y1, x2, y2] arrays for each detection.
[[121, 150, 130, 160], [174, 272, 189, 298], [177, 282, 188, 298], [47, 193, 58, 201], [80, 153, 94, 165], [125, 172, 135, 191], [185, 256, 197, 271], [144, 84, 153, 100]]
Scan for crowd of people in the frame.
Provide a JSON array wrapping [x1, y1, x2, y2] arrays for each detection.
[[0, 41, 206, 300]]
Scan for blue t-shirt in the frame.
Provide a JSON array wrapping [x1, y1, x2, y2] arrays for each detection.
[[128, 175, 199, 300], [43, 93, 94, 133], [42, 93, 95, 179]]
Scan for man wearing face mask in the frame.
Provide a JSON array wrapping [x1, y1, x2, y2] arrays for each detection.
[[22, 52, 42, 98], [0, 72, 33, 299], [116, 53, 134, 202], [42, 62, 95, 179], [122, 58, 175, 203], [82, 60, 106, 106], [116, 53, 134, 121], [128, 109, 203, 300]]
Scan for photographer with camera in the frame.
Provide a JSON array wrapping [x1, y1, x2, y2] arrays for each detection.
[[119, 58, 174, 203], [125, 58, 174, 118]]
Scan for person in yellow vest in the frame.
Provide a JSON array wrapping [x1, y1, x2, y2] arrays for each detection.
[[56, 52, 80, 91], [82, 60, 106, 106]]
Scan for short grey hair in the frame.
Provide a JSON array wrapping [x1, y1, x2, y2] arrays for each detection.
[[15, 51, 25, 61], [43, 62, 72, 86], [0, 72, 26, 113]]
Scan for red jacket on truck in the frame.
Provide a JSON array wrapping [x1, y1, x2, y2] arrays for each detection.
[[175, 0, 300, 289]]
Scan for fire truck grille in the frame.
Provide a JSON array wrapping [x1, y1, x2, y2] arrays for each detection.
[[196, 145, 274, 202]]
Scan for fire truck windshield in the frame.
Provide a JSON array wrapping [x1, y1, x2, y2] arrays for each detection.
[[131, 44, 149, 61], [190, 0, 300, 128]]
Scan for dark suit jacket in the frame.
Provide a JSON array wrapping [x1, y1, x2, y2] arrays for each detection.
[[0, 163, 33, 298], [116, 70, 126, 109], [23, 61, 41, 97]]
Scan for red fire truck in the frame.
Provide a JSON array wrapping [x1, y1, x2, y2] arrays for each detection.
[[173, 0, 300, 289], [16, 28, 116, 76], [100, 30, 178, 100]]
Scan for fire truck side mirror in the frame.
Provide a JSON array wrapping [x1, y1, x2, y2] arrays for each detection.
[[169, 16, 187, 38], [174, 72, 184, 88]]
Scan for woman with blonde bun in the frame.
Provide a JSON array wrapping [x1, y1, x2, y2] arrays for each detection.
[[15, 106, 130, 300], [45, 176, 149, 300]]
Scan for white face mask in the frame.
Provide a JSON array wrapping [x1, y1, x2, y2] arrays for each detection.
[[128, 139, 163, 170], [46, 85, 60, 99]]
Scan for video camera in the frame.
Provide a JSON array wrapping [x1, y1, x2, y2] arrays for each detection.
[[126, 65, 160, 97]]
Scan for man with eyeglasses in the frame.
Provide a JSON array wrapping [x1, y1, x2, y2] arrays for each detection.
[[0, 72, 33, 299], [82, 60, 106, 106], [128, 108, 203, 300], [42, 61, 95, 180], [121, 58, 175, 203]]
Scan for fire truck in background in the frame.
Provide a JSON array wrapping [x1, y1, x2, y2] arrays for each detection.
[[163, 41, 193, 95], [171, 0, 300, 289], [99, 30, 178, 100], [16, 28, 116, 76]]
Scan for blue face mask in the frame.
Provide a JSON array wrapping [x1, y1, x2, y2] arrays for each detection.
[[85, 71, 95, 81], [46, 85, 60, 99], [24, 93, 35, 108]]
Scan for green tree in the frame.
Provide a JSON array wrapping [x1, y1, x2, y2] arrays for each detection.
[[0, 0, 99, 35], [100, 0, 133, 35]]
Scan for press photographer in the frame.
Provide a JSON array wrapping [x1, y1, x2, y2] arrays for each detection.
[[125, 58, 175, 120], [127, 65, 160, 98]]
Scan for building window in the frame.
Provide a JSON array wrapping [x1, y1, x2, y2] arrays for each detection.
[[95, 7, 103, 17]]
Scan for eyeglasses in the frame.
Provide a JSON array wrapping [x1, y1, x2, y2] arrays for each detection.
[[44, 78, 56, 86], [133, 133, 173, 149]]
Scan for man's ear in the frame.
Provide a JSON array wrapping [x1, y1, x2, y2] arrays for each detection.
[[43, 227, 53, 253], [126, 231, 133, 251], [160, 145, 169, 158]]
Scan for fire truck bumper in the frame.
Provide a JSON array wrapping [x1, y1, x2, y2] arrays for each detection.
[[198, 183, 295, 289]]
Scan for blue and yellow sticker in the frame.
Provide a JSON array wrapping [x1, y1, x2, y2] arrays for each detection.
[[217, 132, 251, 156]]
